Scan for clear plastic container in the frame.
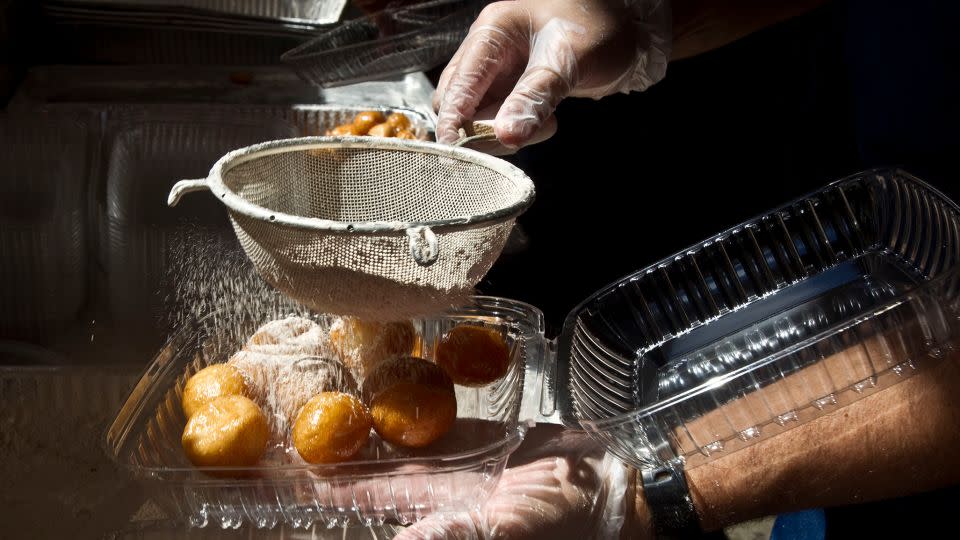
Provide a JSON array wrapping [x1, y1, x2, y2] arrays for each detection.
[[47, 0, 349, 26], [105, 296, 544, 529], [554, 169, 960, 470], [106, 519, 403, 538]]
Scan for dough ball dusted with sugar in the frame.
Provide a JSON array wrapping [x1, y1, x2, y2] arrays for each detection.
[[273, 356, 359, 426], [329, 317, 416, 381], [244, 316, 328, 357], [227, 350, 288, 408]]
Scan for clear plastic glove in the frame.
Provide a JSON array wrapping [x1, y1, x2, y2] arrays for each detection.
[[433, 0, 671, 151], [394, 424, 635, 540]]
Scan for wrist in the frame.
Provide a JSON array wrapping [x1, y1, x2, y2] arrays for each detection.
[[622, 0, 672, 93]]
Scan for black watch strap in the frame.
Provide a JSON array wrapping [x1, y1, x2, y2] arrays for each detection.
[[640, 464, 702, 538]]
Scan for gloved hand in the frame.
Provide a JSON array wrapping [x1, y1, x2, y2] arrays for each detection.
[[395, 424, 638, 539], [433, 0, 671, 151]]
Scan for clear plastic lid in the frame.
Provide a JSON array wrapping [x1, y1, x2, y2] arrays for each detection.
[[0, 111, 92, 341], [556, 169, 960, 470]]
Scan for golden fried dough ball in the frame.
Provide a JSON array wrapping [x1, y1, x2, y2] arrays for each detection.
[[326, 123, 363, 136], [385, 112, 411, 131], [181, 395, 269, 469], [366, 122, 396, 138], [361, 356, 456, 448], [394, 130, 416, 140], [352, 111, 386, 135], [292, 392, 372, 464], [369, 382, 456, 448], [181, 364, 250, 419], [435, 325, 511, 386], [329, 318, 416, 381]]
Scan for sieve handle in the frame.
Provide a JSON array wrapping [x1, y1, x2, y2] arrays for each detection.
[[167, 178, 211, 207], [453, 120, 498, 147], [407, 226, 439, 266]]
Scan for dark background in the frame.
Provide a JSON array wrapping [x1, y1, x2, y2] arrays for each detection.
[[1, 0, 956, 536], [475, 1, 958, 537]]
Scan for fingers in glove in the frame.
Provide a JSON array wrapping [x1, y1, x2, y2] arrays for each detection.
[[394, 510, 483, 540], [435, 3, 530, 143], [460, 101, 557, 155], [494, 18, 581, 147]]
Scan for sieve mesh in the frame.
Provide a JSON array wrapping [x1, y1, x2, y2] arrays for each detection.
[[224, 146, 520, 221], [170, 137, 534, 321]]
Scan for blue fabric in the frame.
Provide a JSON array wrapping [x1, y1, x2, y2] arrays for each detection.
[[771, 509, 826, 540]]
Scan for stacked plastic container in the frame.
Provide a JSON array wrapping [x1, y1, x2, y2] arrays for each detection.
[[0, 112, 93, 341]]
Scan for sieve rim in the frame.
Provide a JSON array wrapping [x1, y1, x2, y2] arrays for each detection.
[[206, 136, 536, 234]]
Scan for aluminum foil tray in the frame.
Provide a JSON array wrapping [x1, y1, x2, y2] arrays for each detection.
[[46, 0, 349, 26]]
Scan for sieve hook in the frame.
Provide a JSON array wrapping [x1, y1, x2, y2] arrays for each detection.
[[168, 178, 211, 207], [407, 226, 439, 266]]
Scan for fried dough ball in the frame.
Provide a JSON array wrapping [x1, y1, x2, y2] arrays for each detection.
[[361, 356, 456, 448], [435, 325, 511, 386], [244, 317, 327, 357], [353, 111, 386, 134], [386, 112, 411, 131], [181, 395, 269, 469], [292, 392, 372, 464], [226, 350, 285, 408], [366, 123, 396, 138], [369, 382, 456, 448], [329, 318, 416, 381], [181, 364, 250, 419], [325, 123, 363, 136], [273, 356, 359, 424]]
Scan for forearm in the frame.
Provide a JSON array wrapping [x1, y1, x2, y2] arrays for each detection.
[[629, 352, 960, 534], [670, 0, 829, 60]]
